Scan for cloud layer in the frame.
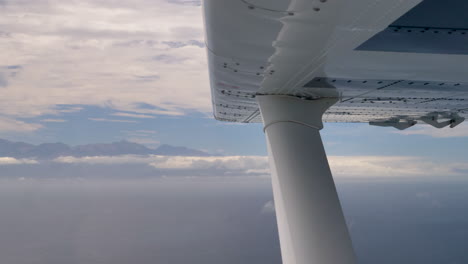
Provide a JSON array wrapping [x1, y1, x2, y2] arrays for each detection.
[[0, 0, 209, 128], [0, 117, 43, 132], [0, 157, 38, 165], [54, 155, 270, 176], [1, 154, 465, 179]]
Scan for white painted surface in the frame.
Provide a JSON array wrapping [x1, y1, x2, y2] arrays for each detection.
[[259, 95, 357, 264]]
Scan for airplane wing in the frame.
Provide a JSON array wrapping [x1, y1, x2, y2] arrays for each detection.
[[204, 0, 468, 129], [203, 1, 468, 264]]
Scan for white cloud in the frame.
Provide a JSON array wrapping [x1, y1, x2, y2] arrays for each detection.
[[121, 130, 160, 147], [111, 112, 155, 119], [54, 155, 155, 165], [41, 118, 67, 122], [88, 118, 138, 123], [122, 129, 158, 137], [0, 157, 38, 165], [50, 154, 468, 178], [148, 156, 269, 172], [127, 137, 160, 147], [328, 156, 464, 178], [0, 0, 210, 118], [394, 123, 468, 138], [0, 116, 43, 132], [53, 155, 270, 175]]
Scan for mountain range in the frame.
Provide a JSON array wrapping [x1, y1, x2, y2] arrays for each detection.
[[0, 139, 209, 159]]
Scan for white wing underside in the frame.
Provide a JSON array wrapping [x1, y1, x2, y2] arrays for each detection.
[[204, 0, 468, 126]]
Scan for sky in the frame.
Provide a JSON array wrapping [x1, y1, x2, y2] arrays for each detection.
[[2, 1, 468, 263], [0, 0, 468, 179]]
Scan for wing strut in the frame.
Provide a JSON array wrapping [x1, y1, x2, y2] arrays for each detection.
[[258, 95, 356, 264]]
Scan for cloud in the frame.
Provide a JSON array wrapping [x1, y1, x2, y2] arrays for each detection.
[[0, 152, 465, 179], [41, 119, 67, 122], [88, 118, 138, 123], [328, 156, 463, 178], [0, 117, 43, 132], [134, 74, 160, 82], [55, 106, 84, 114], [148, 156, 269, 173], [394, 123, 468, 138], [0, 157, 38, 165], [117, 103, 186, 116], [162, 40, 204, 48], [54, 155, 155, 165], [152, 54, 187, 64], [48, 154, 468, 179], [0, 0, 210, 119], [122, 130, 159, 147], [166, 0, 201, 6], [52, 155, 270, 176], [111, 112, 155, 119], [127, 137, 160, 147], [123, 129, 158, 137]]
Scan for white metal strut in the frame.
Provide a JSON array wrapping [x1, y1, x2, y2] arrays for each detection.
[[258, 95, 357, 264]]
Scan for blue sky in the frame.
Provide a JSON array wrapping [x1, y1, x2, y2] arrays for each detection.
[[2, 101, 468, 160]]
